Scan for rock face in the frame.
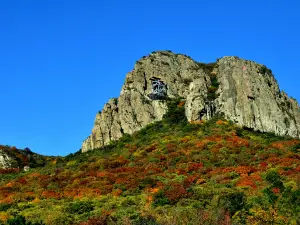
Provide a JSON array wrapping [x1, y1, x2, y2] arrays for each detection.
[[0, 149, 13, 169], [82, 51, 300, 152]]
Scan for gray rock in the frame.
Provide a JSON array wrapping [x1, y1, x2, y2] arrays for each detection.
[[0, 149, 12, 169], [82, 51, 300, 152]]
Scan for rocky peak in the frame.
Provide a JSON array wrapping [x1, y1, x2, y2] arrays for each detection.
[[82, 51, 300, 152]]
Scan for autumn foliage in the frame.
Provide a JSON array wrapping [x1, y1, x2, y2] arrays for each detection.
[[0, 115, 300, 224]]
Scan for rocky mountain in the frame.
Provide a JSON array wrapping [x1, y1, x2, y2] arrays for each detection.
[[82, 51, 300, 152]]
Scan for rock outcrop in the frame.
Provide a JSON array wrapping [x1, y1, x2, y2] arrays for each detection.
[[0, 149, 13, 169], [82, 51, 300, 152]]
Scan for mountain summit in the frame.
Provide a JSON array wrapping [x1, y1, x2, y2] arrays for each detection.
[[82, 51, 300, 152]]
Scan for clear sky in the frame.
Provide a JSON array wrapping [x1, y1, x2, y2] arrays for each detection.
[[0, 0, 299, 156]]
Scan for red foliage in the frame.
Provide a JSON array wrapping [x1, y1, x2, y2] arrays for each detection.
[[226, 136, 249, 148], [176, 168, 187, 175], [105, 156, 129, 169], [183, 175, 198, 187], [221, 211, 231, 225], [187, 163, 203, 172], [164, 183, 187, 203], [206, 135, 223, 142], [272, 187, 280, 194], [145, 144, 157, 152], [166, 143, 177, 153], [270, 140, 300, 150], [78, 211, 111, 225], [16, 177, 27, 185], [211, 143, 225, 153], [146, 166, 162, 174], [41, 191, 61, 199], [278, 158, 298, 167], [168, 152, 180, 159], [260, 162, 268, 168], [159, 155, 167, 161], [0, 168, 20, 174], [195, 141, 207, 150]]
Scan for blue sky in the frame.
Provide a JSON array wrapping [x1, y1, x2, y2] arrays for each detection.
[[0, 0, 299, 156]]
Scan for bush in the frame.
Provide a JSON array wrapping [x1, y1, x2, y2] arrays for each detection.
[[152, 190, 170, 207], [259, 65, 272, 74], [219, 192, 246, 216], [7, 216, 26, 225], [78, 216, 109, 225], [207, 74, 220, 101], [0, 203, 11, 211], [65, 201, 94, 215], [133, 215, 161, 225], [264, 170, 284, 191], [163, 98, 187, 125], [263, 188, 278, 205], [291, 143, 300, 153], [6, 215, 45, 225]]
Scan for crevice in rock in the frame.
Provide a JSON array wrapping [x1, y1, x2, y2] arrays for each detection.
[[143, 72, 147, 93], [199, 101, 216, 120]]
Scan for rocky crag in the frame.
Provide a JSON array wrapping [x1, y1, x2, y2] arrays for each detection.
[[82, 51, 300, 152], [0, 149, 13, 169]]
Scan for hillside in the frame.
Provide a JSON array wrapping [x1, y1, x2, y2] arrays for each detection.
[[0, 146, 54, 172], [0, 99, 299, 225]]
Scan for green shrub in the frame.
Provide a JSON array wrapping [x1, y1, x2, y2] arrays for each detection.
[[6, 215, 45, 225], [264, 170, 284, 191], [7, 216, 27, 225], [152, 190, 170, 207], [0, 203, 11, 211], [259, 65, 272, 75], [133, 215, 161, 225], [64, 201, 94, 215], [291, 143, 300, 153], [163, 98, 187, 125], [207, 74, 220, 101], [263, 187, 278, 205], [219, 192, 246, 216]]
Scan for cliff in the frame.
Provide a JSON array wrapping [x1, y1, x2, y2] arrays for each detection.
[[82, 51, 300, 152]]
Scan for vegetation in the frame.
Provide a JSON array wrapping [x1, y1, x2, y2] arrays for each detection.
[[1, 102, 300, 224], [197, 62, 220, 101], [259, 65, 272, 75], [0, 146, 54, 171], [207, 74, 219, 101]]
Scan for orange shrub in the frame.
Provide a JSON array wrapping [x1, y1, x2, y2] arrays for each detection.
[[216, 120, 228, 126], [178, 101, 185, 108], [112, 188, 122, 197], [236, 176, 257, 188]]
